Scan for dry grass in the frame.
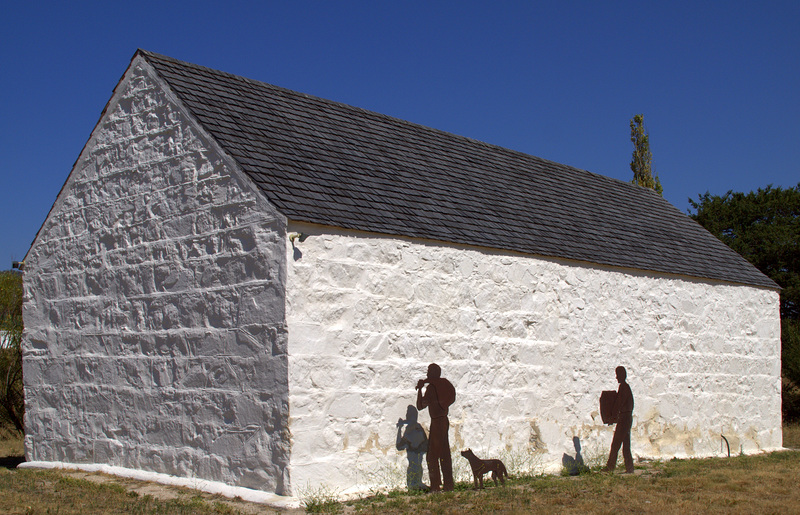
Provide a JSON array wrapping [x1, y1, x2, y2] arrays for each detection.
[[346, 451, 800, 514], [0, 427, 263, 514], [783, 423, 800, 449], [1, 426, 799, 513], [0, 468, 252, 514], [0, 425, 23, 458]]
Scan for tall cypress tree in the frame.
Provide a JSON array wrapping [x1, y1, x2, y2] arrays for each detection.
[[630, 114, 663, 195]]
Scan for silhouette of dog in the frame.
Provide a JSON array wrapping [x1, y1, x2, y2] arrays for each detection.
[[460, 449, 508, 489]]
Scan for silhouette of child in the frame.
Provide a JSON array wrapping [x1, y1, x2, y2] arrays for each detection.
[[396, 405, 429, 491]]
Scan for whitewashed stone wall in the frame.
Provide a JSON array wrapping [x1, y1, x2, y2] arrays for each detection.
[[23, 58, 291, 494], [286, 223, 782, 493], [21, 55, 782, 500]]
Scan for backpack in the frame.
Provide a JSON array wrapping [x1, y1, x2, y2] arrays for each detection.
[[430, 378, 456, 410]]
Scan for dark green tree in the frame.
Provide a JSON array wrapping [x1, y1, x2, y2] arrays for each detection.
[[783, 320, 800, 423], [0, 270, 24, 433], [689, 184, 800, 421], [630, 114, 663, 195]]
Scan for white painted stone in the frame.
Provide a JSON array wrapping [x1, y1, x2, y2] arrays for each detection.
[[286, 223, 781, 492], [23, 57, 291, 495], [23, 56, 782, 501]]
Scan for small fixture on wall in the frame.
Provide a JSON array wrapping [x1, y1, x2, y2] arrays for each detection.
[[288, 232, 309, 261], [288, 232, 308, 244]]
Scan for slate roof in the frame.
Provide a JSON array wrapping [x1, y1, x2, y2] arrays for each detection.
[[138, 50, 777, 289]]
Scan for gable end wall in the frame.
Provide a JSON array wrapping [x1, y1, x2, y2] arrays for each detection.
[[22, 58, 292, 494]]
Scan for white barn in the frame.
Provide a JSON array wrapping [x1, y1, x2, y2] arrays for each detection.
[[22, 50, 781, 498]]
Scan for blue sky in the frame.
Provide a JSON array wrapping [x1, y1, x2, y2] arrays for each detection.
[[2, 1, 798, 266]]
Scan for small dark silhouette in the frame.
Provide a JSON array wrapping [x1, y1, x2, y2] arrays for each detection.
[[562, 436, 589, 476], [460, 448, 508, 489], [602, 366, 635, 473], [416, 363, 456, 492], [396, 405, 429, 491], [289, 232, 308, 261], [721, 434, 731, 457]]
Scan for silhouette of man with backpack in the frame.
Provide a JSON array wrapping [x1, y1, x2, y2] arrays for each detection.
[[416, 363, 456, 492]]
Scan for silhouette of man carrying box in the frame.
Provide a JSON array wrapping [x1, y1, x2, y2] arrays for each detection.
[[602, 366, 635, 474], [416, 363, 456, 492]]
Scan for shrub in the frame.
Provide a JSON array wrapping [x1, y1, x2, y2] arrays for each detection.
[[0, 271, 23, 433]]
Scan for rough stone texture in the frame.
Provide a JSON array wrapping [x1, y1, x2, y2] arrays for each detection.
[[286, 223, 782, 492], [22, 58, 291, 495], [22, 52, 782, 499]]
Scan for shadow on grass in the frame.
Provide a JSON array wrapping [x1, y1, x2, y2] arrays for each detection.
[[0, 455, 24, 469]]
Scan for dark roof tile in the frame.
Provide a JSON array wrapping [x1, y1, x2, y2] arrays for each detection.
[[139, 50, 777, 289]]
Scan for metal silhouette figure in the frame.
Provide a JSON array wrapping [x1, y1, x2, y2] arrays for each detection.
[[416, 363, 456, 492], [602, 366, 635, 473], [396, 405, 429, 491], [460, 448, 508, 489]]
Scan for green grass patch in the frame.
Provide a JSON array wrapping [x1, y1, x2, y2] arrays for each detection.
[[298, 483, 342, 513]]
